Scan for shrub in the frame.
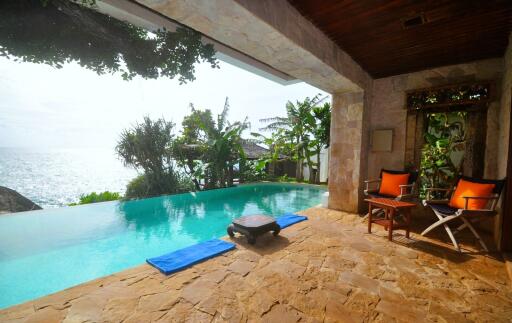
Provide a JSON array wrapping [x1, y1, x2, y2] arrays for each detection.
[[239, 160, 267, 183], [69, 191, 121, 206], [124, 173, 195, 199]]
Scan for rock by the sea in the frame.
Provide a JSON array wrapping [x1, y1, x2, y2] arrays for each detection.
[[0, 186, 42, 214]]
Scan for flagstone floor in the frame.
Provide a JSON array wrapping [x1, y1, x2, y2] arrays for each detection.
[[1, 206, 511, 323]]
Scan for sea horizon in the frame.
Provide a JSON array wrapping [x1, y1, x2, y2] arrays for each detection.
[[0, 147, 137, 208]]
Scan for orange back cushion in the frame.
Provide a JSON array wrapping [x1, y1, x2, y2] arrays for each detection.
[[448, 179, 495, 210], [379, 172, 410, 197]]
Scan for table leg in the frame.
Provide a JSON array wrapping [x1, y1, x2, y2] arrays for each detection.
[[227, 224, 235, 238], [405, 209, 411, 239], [368, 203, 372, 234], [388, 208, 395, 241], [384, 208, 388, 231]]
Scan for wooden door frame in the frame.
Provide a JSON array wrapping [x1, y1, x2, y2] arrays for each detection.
[[404, 106, 487, 178], [501, 90, 512, 251]]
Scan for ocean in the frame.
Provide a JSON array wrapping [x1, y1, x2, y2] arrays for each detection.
[[0, 147, 137, 208]]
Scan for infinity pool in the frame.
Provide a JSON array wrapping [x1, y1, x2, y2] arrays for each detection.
[[0, 183, 325, 308]]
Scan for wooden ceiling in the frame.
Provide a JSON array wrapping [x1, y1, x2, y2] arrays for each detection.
[[288, 0, 512, 78]]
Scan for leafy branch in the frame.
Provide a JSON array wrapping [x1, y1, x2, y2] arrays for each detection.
[[0, 0, 218, 83]]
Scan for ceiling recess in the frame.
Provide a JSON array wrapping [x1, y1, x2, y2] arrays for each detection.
[[401, 13, 426, 29]]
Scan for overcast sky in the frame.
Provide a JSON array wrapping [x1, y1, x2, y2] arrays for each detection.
[[0, 56, 328, 149]]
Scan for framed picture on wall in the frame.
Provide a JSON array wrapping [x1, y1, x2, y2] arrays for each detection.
[[372, 129, 393, 152]]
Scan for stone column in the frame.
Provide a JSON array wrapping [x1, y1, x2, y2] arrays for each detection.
[[328, 91, 369, 213]]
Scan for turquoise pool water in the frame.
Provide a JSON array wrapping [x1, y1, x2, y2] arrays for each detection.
[[0, 183, 325, 309]]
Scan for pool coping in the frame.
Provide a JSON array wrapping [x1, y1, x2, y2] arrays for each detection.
[[0, 181, 327, 217]]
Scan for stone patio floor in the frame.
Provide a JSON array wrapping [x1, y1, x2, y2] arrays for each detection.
[[1, 207, 512, 322]]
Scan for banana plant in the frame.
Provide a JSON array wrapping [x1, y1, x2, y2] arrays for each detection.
[[175, 97, 249, 189], [259, 95, 324, 182]]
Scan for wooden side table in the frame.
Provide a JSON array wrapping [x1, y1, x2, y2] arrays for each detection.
[[365, 198, 416, 241], [227, 215, 280, 244]]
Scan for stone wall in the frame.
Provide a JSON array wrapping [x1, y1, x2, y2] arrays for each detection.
[[328, 91, 370, 213], [498, 34, 512, 181], [366, 57, 507, 243], [367, 58, 504, 180], [496, 33, 512, 248]]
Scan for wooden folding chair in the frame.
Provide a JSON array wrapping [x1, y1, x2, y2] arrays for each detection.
[[421, 176, 505, 252], [364, 169, 419, 220]]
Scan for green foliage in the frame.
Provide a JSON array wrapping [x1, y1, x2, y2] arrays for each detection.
[[125, 175, 149, 199], [174, 98, 249, 189], [251, 129, 293, 165], [125, 174, 194, 199], [275, 175, 313, 184], [258, 95, 330, 184], [117, 99, 250, 198], [238, 160, 268, 183], [311, 102, 331, 148], [68, 191, 121, 206], [0, 0, 218, 83], [277, 174, 290, 182], [419, 112, 467, 197], [116, 117, 174, 173], [116, 117, 194, 199]]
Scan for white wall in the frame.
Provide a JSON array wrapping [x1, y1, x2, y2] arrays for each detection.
[[303, 147, 329, 183]]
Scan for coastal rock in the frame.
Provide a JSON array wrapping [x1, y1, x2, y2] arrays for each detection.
[[0, 186, 42, 214]]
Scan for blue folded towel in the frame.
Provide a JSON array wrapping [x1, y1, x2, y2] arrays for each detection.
[[147, 239, 235, 275], [276, 213, 308, 229]]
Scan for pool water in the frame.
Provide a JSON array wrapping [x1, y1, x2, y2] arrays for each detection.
[[0, 183, 325, 309]]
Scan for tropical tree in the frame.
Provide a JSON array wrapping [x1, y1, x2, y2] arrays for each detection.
[[174, 98, 249, 189], [308, 102, 331, 183], [259, 95, 329, 183], [116, 117, 193, 198], [172, 108, 214, 190], [1, 0, 218, 83], [250, 129, 292, 177]]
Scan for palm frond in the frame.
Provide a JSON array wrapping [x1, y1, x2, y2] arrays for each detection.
[[259, 116, 288, 123]]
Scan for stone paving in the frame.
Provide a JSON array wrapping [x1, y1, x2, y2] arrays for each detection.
[[1, 207, 512, 322]]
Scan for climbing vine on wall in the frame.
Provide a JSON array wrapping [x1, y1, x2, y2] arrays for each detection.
[[419, 112, 467, 198]]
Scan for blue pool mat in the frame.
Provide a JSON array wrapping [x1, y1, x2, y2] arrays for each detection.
[[276, 213, 308, 229], [147, 239, 236, 275]]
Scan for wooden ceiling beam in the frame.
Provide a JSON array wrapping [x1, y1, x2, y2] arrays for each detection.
[[288, 0, 512, 77]]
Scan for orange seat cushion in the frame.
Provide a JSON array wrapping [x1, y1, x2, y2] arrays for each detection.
[[379, 172, 410, 197], [449, 179, 495, 210]]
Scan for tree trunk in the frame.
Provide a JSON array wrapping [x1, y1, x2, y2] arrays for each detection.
[[295, 136, 303, 181], [268, 160, 276, 177], [315, 151, 321, 184], [227, 164, 234, 186], [186, 159, 201, 190], [308, 166, 315, 183], [239, 161, 245, 183], [296, 159, 303, 181], [306, 155, 315, 183]]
